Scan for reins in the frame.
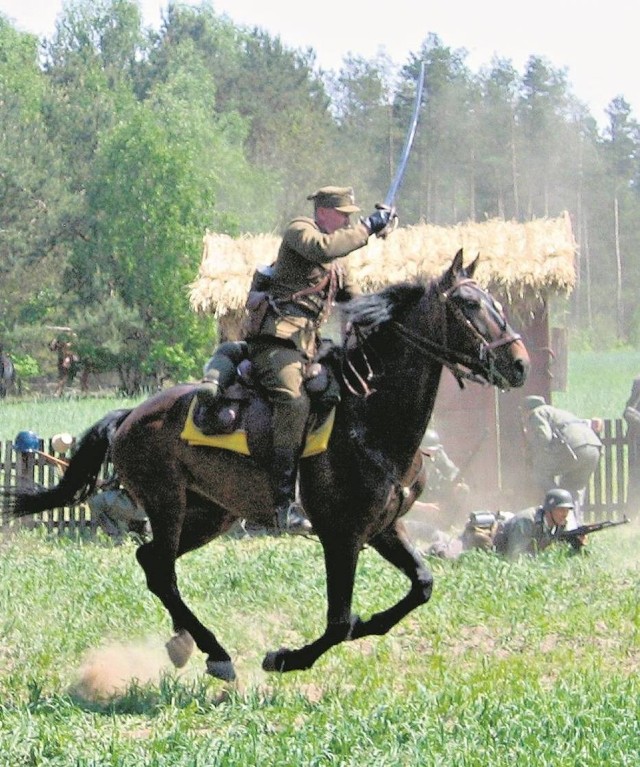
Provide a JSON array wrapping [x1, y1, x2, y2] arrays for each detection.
[[342, 278, 521, 395]]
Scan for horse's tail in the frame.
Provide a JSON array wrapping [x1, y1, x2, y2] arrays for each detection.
[[4, 408, 132, 518]]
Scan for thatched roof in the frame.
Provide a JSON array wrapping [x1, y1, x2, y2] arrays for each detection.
[[189, 213, 576, 325]]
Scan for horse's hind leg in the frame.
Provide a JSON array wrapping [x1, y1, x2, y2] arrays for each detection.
[[349, 523, 433, 640], [136, 497, 238, 682]]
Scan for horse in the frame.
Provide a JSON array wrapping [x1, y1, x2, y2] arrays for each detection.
[[0, 352, 17, 398], [4, 251, 530, 681]]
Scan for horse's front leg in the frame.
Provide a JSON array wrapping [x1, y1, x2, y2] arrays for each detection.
[[348, 522, 433, 640], [262, 536, 361, 673]]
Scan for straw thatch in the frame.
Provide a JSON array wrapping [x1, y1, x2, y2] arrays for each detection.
[[189, 213, 576, 333]]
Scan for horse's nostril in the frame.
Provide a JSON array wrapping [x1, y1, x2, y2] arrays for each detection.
[[512, 359, 529, 385]]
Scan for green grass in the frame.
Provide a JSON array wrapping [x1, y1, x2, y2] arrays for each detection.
[[553, 348, 640, 419], [0, 528, 638, 765], [1, 349, 640, 764], [0, 394, 145, 442]]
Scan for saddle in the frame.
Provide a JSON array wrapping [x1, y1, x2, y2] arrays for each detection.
[[180, 349, 341, 468]]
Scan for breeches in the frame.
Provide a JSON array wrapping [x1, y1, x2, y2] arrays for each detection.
[[249, 341, 311, 449]]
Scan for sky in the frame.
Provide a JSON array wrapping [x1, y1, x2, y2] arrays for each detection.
[[2, 0, 638, 129]]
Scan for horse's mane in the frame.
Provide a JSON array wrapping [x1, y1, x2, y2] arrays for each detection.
[[317, 279, 436, 379], [342, 280, 432, 334]]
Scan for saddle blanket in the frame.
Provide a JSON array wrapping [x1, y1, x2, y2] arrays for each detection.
[[180, 398, 335, 459]]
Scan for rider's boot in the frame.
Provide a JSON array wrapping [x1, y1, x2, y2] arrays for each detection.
[[271, 447, 313, 535]]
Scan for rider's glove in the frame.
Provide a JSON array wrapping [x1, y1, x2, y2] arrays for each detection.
[[361, 206, 397, 236]]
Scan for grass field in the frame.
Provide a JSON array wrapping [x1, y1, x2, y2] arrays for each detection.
[[0, 350, 639, 764], [0, 526, 638, 766], [0, 395, 146, 443], [553, 348, 640, 419]]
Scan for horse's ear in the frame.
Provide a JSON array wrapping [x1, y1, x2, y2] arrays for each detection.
[[442, 249, 464, 290], [466, 253, 480, 278]]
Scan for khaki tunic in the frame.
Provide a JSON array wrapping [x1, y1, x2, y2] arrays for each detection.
[[249, 215, 369, 449], [257, 216, 368, 349]]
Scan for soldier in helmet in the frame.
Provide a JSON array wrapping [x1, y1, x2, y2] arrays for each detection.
[[419, 428, 470, 527], [13, 430, 43, 492], [196, 186, 397, 535], [492, 488, 584, 559], [426, 488, 585, 561], [521, 394, 603, 525]]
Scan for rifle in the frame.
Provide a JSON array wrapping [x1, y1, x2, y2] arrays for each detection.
[[556, 515, 630, 550]]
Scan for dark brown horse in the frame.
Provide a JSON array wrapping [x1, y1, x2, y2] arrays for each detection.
[[5, 252, 529, 681]]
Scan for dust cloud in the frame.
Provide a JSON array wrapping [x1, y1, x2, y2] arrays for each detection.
[[69, 638, 175, 703]]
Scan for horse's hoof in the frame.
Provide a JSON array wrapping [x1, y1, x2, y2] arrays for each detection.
[[262, 648, 287, 673], [165, 631, 195, 668], [206, 658, 236, 682]]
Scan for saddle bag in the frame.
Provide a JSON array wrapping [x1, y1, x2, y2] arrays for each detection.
[[243, 291, 271, 339], [303, 359, 342, 416], [195, 382, 253, 436], [242, 264, 276, 339]]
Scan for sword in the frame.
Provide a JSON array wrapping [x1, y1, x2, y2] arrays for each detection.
[[384, 60, 426, 208]]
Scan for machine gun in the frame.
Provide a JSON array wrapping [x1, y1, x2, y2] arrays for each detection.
[[556, 516, 631, 550]]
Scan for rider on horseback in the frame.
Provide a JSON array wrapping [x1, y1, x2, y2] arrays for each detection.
[[196, 186, 396, 533]]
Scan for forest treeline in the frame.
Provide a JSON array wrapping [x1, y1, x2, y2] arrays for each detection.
[[1, 0, 639, 392]]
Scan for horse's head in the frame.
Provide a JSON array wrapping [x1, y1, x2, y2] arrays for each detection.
[[427, 249, 529, 389], [341, 250, 529, 394]]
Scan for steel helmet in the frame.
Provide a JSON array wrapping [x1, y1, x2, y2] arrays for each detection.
[[543, 488, 574, 512], [423, 428, 441, 449], [14, 430, 40, 453]]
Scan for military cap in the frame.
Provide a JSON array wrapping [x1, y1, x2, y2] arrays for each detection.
[[307, 186, 360, 213], [523, 395, 546, 410]]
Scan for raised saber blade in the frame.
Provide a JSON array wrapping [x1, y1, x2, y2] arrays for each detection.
[[384, 61, 426, 207]]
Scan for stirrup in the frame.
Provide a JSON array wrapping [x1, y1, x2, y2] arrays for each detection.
[[274, 502, 313, 535]]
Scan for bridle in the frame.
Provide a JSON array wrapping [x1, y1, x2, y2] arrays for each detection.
[[342, 277, 522, 395]]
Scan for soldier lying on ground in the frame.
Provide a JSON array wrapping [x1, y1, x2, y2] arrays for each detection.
[[426, 488, 585, 560]]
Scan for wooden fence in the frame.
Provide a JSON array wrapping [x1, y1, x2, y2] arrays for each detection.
[[584, 418, 632, 519], [0, 436, 109, 536], [0, 419, 634, 535]]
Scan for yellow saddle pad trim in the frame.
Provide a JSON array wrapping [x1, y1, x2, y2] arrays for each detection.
[[180, 398, 335, 458]]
